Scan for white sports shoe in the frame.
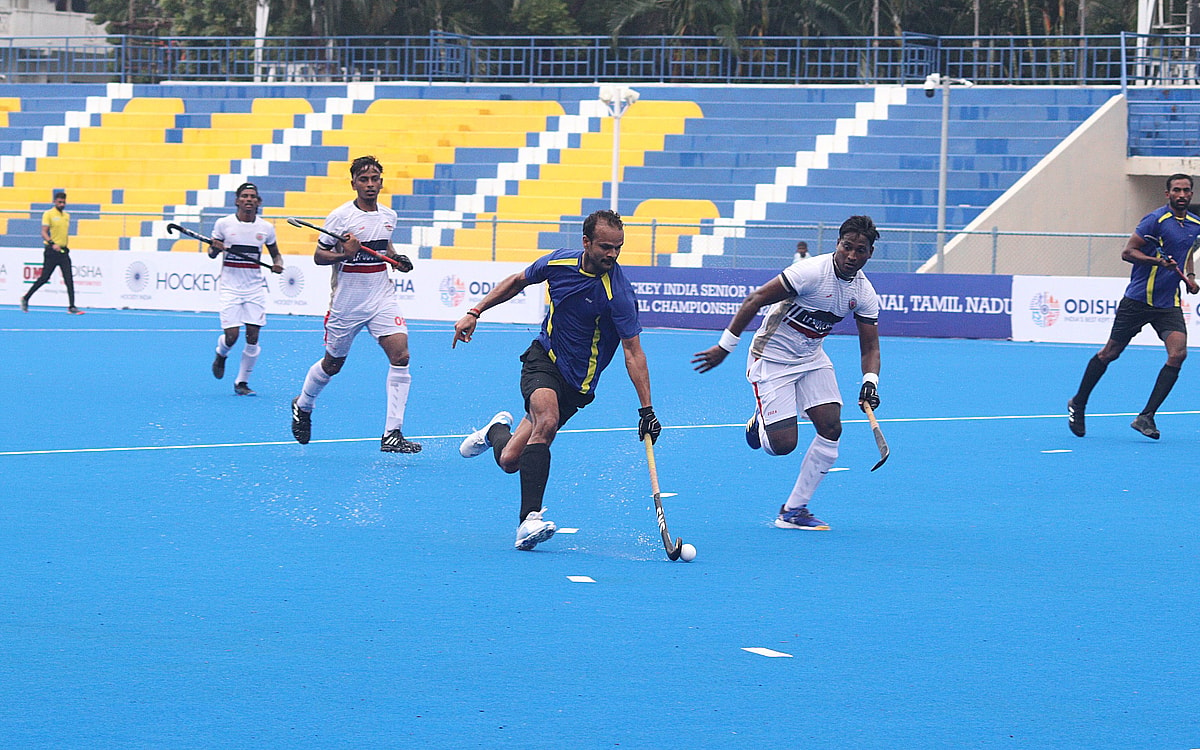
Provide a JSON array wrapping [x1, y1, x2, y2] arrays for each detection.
[[515, 509, 556, 551], [459, 411, 513, 458]]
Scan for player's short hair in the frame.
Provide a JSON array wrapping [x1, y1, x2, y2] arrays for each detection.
[[583, 209, 623, 239], [53, 191, 66, 200], [351, 155, 384, 178], [1166, 173, 1193, 190], [839, 215, 880, 246], [235, 182, 259, 197]]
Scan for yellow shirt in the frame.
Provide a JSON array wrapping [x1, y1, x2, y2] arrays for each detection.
[[42, 207, 69, 248]]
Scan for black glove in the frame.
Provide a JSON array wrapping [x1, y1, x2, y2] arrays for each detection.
[[858, 381, 879, 412], [638, 406, 662, 444], [394, 254, 414, 273]]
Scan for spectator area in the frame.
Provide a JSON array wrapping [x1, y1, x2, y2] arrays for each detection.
[[0, 82, 1117, 269]]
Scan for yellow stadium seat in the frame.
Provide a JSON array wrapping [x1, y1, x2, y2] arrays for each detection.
[[432, 101, 700, 263], [625, 199, 721, 262]]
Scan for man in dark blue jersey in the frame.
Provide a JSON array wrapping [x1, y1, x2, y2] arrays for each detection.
[[452, 209, 661, 550], [1068, 173, 1200, 439]]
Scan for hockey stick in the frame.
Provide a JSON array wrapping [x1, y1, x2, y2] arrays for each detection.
[[644, 435, 683, 561], [862, 402, 889, 471], [166, 222, 213, 245], [286, 216, 412, 272], [166, 223, 276, 271]]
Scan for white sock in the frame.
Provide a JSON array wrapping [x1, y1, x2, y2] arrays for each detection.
[[236, 343, 260, 383], [384, 364, 412, 432], [784, 435, 839, 511], [215, 333, 232, 357], [759, 415, 778, 455], [297, 359, 332, 410]]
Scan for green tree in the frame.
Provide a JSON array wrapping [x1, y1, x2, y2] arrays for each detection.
[[511, 0, 581, 35], [608, 0, 744, 49]]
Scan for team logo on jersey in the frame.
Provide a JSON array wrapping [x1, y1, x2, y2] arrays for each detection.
[[1029, 291, 1060, 327], [125, 261, 150, 292], [848, 298, 857, 310], [439, 275, 466, 307], [255, 232, 267, 243]]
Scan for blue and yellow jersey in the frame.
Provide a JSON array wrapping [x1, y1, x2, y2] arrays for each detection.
[[1126, 205, 1200, 308], [525, 248, 642, 394]]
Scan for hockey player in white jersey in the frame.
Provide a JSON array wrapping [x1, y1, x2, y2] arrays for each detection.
[[209, 182, 284, 396], [289, 155, 421, 454], [692, 215, 883, 531]]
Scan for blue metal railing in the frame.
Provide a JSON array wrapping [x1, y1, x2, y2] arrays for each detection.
[[0, 32, 1188, 86]]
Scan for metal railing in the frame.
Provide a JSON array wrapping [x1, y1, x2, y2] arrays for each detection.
[[0, 32, 1192, 87], [1, 209, 1130, 276]]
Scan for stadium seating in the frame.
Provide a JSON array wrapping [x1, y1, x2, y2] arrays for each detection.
[[0, 82, 1116, 269]]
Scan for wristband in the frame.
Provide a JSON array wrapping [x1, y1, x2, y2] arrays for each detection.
[[863, 372, 879, 386], [466, 308, 482, 319], [1189, 273, 1196, 278], [717, 329, 740, 352]]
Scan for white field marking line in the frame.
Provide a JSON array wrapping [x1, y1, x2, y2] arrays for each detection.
[[659, 492, 678, 498], [566, 575, 596, 583], [742, 647, 793, 658], [6, 410, 1200, 457], [1042, 449, 1073, 454], [557, 528, 579, 534]]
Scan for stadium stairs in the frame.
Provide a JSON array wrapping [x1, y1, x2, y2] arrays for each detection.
[[0, 83, 1114, 271]]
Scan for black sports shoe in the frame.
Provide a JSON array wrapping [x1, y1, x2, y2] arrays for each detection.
[[1067, 398, 1085, 437], [234, 382, 255, 396], [291, 397, 312, 444], [19, 297, 28, 312], [381, 429, 422, 453], [212, 353, 227, 379], [1130, 413, 1160, 439]]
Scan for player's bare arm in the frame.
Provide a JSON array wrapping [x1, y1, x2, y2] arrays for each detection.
[[314, 232, 354, 265], [452, 271, 534, 348], [624, 334, 662, 444], [1121, 233, 1172, 268], [208, 237, 225, 258], [856, 319, 882, 411], [621, 335, 653, 408], [266, 242, 284, 274], [692, 276, 791, 372]]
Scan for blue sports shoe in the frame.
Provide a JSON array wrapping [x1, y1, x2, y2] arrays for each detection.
[[774, 504, 830, 530], [745, 411, 762, 450], [515, 509, 556, 550]]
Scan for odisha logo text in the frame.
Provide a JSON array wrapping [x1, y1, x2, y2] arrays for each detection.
[[125, 262, 149, 292], [1029, 291, 1060, 327]]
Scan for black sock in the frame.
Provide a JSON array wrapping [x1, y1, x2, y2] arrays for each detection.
[[487, 422, 512, 467], [518, 443, 551, 523], [1141, 364, 1181, 416], [1074, 354, 1109, 406]]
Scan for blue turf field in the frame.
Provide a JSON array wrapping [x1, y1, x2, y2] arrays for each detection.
[[2, 305, 1199, 749]]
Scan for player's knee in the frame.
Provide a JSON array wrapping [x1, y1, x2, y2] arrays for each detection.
[[322, 356, 346, 375], [389, 352, 410, 367], [497, 447, 521, 474], [764, 435, 798, 456], [817, 423, 843, 441]]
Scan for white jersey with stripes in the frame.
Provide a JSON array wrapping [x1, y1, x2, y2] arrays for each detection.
[[211, 214, 276, 299], [319, 200, 398, 319], [748, 253, 879, 369]]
